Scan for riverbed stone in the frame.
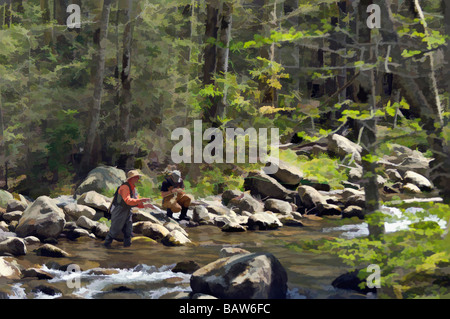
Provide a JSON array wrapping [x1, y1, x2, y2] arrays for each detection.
[[15, 196, 66, 240], [190, 252, 288, 299], [298, 185, 327, 208], [342, 206, 365, 219], [63, 203, 96, 221], [6, 199, 28, 213], [0, 190, 13, 209], [0, 237, 27, 256], [228, 193, 263, 214], [0, 257, 21, 279], [2, 211, 23, 223], [327, 134, 362, 163], [264, 159, 303, 186], [247, 212, 282, 230], [76, 191, 112, 212], [76, 215, 98, 231], [244, 170, 290, 200], [162, 230, 191, 247], [404, 171, 433, 192], [264, 198, 293, 215], [35, 244, 70, 258]]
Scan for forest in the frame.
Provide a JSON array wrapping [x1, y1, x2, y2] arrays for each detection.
[[0, 0, 450, 300]]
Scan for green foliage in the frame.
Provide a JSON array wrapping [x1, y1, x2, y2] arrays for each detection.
[[287, 202, 450, 298]]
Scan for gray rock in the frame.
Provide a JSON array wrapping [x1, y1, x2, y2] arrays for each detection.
[[244, 170, 290, 200], [247, 212, 282, 230], [190, 252, 288, 299], [22, 268, 54, 280], [221, 222, 246, 232], [0, 237, 27, 256], [15, 196, 66, 240], [264, 159, 303, 186], [6, 199, 28, 213], [74, 166, 126, 196], [93, 223, 109, 239], [76, 215, 98, 231], [0, 190, 13, 209], [342, 206, 365, 219], [2, 211, 23, 223], [264, 199, 293, 215], [134, 222, 169, 241], [298, 185, 327, 208], [328, 134, 362, 163], [192, 206, 215, 225], [219, 247, 251, 258], [402, 183, 422, 194], [404, 171, 433, 192], [317, 203, 342, 216], [172, 260, 201, 274], [63, 203, 96, 221], [35, 244, 70, 258], [162, 230, 191, 246], [131, 210, 163, 225], [228, 193, 263, 214], [76, 191, 112, 212], [386, 169, 403, 183], [221, 190, 243, 206], [0, 257, 21, 279]]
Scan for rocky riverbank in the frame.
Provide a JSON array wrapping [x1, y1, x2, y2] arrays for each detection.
[[0, 134, 441, 299]]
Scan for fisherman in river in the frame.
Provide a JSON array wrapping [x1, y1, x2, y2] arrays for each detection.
[[104, 170, 154, 248], [160, 170, 193, 221]]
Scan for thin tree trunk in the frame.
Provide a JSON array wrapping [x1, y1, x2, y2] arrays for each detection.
[[81, 0, 113, 173], [444, 0, 450, 95], [210, 1, 232, 120], [119, 0, 133, 141]]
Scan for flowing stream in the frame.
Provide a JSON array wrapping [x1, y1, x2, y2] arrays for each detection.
[[4, 204, 447, 299]]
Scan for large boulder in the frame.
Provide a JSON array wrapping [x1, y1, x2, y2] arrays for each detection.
[[76, 191, 112, 212], [192, 206, 215, 225], [6, 199, 28, 213], [381, 144, 432, 176], [264, 199, 293, 215], [228, 193, 263, 214], [74, 166, 126, 196], [264, 159, 303, 186], [327, 134, 362, 163], [15, 196, 66, 240], [0, 237, 27, 256], [0, 190, 13, 209], [133, 221, 170, 241], [0, 257, 21, 279], [403, 171, 433, 192], [247, 212, 283, 230], [297, 185, 327, 209], [35, 244, 70, 258], [76, 215, 98, 231], [244, 170, 290, 200], [190, 252, 288, 299], [63, 203, 96, 221], [162, 230, 191, 246]]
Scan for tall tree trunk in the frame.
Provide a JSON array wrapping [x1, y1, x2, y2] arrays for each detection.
[[444, 0, 450, 95], [210, 1, 232, 121], [81, 0, 113, 173], [40, 0, 53, 46], [119, 0, 133, 141], [357, 0, 380, 232]]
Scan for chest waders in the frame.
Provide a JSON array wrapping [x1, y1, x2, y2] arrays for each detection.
[[104, 182, 137, 247]]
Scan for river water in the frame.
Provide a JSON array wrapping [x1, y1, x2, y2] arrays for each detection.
[[4, 204, 447, 299]]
